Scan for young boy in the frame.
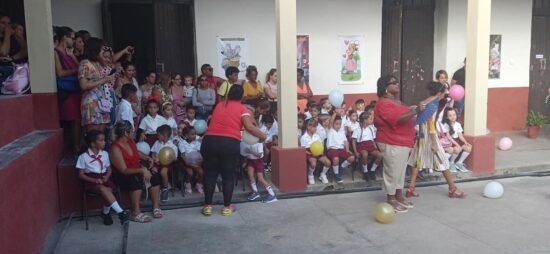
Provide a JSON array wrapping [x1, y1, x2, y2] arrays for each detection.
[[260, 114, 277, 169], [183, 75, 195, 105], [304, 102, 321, 121], [151, 125, 178, 202], [116, 84, 138, 128], [240, 139, 278, 203], [354, 99, 366, 116], [320, 98, 332, 114], [184, 107, 198, 127]]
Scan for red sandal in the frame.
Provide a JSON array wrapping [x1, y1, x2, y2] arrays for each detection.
[[448, 187, 466, 198], [406, 187, 419, 198]]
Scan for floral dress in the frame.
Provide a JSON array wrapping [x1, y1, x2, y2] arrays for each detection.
[[79, 60, 111, 126]]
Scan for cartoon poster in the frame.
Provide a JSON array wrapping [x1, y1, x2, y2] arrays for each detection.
[[217, 37, 249, 79], [489, 35, 502, 79], [338, 36, 365, 84], [297, 35, 310, 82]]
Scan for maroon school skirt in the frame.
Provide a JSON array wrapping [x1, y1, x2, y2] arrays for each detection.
[[84, 173, 114, 191], [246, 158, 264, 173], [357, 141, 377, 153], [145, 134, 158, 148], [453, 138, 465, 146], [327, 149, 352, 160]]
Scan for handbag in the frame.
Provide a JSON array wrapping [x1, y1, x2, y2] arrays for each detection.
[[2, 63, 30, 95], [57, 75, 79, 92], [97, 84, 113, 113]]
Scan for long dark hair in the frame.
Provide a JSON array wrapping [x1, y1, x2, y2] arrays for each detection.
[[442, 108, 457, 136], [265, 68, 277, 83], [226, 84, 244, 101], [55, 26, 73, 43], [82, 37, 106, 62]]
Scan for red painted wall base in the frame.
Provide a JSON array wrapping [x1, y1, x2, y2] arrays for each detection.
[[271, 147, 307, 192], [464, 135, 496, 175]]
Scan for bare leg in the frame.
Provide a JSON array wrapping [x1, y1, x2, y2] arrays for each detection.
[[96, 186, 116, 204], [130, 190, 142, 217], [149, 185, 161, 209]]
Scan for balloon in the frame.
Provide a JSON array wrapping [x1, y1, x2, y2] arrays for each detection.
[[449, 85, 465, 101], [136, 142, 151, 155], [498, 137, 513, 151], [185, 151, 203, 167], [483, 181, 504, 199], [328, 90, 344, 107], [374, 203, 395, 224], [158, 147, 176, 165], [310, 141, 324, 157], [194, 120, 208, 135], [242, 130, 259, 145]]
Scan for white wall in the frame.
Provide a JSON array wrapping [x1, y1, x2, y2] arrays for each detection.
[[436, 0, 532, 88], [195, 0, 382, 95], [51, 0, 103, 38]]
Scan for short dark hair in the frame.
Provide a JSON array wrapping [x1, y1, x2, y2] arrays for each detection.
[[182, 126, 195, 136], [121, 84, 137, 99], [261, 114, 274, 124], [186, 106, 196, 112], [355, 99, 365, 105], [156, 124, 172, 136], [84, 129, 103, 148], [55, 26, 74, 41], [77, 30, 90, 35], [82, 37, 106, 62], [376, 75, 398, 98], [246, 65, 258, 79], [201, 64, 212, 70], [225, 66, 240, 79], [227, 84, 244, 101]]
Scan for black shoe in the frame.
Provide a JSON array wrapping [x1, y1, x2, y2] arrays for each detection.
[[362, 172, 369, 181], [335, 174, 343, 183], [118, 210, 129, 225], [102, 212, 113, 225], [369, 171, 377, 181]]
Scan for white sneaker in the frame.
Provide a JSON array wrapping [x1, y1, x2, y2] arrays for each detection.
[[185, 182, 192, 194], [308, 175, 315, 185], [319, 174, 329, 184]]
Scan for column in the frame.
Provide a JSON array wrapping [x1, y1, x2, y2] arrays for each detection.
[[463, 0, 495, 174], [272, 0, 306, 192], [24, 0, 59, 129]]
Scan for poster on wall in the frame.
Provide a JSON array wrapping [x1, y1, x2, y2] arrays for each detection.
[[338, 35, 365, 84], [489, 34, 502, 79], [297, 35, 310, 82], [216, 37, 249, 79]]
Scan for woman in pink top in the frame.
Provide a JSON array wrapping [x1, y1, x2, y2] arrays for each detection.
[[200, 85, 266, 216], [297, 68, 312, 113]]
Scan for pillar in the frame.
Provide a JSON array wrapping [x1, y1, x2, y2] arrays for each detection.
[[24, 0, 59, 130], [464, 0, 495, 174], [272, 0, 307, 192]]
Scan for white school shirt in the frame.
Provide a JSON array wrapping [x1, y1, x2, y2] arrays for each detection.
[[300, 132, 322, 148], [151, 140, 178, 155], [184, 118, 197, 127], [327, 128, 347, 149], [165, 116, 177, 129], [116, 99, 134, 128], [304, 111, 312, 120], [356, 110, 364, 117], [178, 138, 201, 155], [442, 122, 463, 139], [345, 121, 360, 134], [139, 114, 168, 134], [340, 115, 350, 128], [260, 125, 278, 144], [240, 142, 264, 159], [76, 149, 110, 174], [352, 125, 377, 143], [321, 108, 330, 114], [316, 124, 328, 141], [183, 85, 194, 98]]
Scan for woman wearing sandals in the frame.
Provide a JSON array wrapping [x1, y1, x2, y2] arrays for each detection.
[[373, 75, 424, 213], [406, 81, 466, 199], [110, 120, 163, 223]]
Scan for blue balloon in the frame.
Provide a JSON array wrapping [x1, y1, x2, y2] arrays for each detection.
[[194, 119, 208, 134], [329, 90, 344, 107]]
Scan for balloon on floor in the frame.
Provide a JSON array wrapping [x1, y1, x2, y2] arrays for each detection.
[[498, 137, 513, 150], [374, 202, 395, 224], [483, 181, 504, 199]]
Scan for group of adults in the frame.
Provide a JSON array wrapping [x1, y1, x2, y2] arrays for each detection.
[[0, 11, 28, 90]]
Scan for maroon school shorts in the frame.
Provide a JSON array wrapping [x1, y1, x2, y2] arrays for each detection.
[[357, 141, 377, 153], [84, 172, 115, 191], [454, 138, 465, 146], [246, 158, 264, 173], [327, 149, 352, 160]]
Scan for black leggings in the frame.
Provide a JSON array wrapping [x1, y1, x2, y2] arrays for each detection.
[[200, 135, 240, 206]]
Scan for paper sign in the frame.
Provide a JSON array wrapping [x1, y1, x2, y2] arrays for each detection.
[[536, 54, 544, 59]]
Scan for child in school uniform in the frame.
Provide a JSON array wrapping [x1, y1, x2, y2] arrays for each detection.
[[316, 114, 331, 143], [77, 130, 129, 225], [354, 99, 366, 116], [351, 111, 382, 181], [161, 102, 178, 137], [178, 126, 204, 194], [301, 118, 331, 185], [326, 114, 355, 183], [150, 125, 178, 203], [139, 99, 168, 147], [241, 139, 278, 203], [260, 114, 278, 167], [320, 98, 332, 114], [183, 107, 198, 127], [345, 110, 360, 138], [116, 84, 138, 128]]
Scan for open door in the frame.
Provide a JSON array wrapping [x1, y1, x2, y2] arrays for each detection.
[[529, 0, 550, 119]]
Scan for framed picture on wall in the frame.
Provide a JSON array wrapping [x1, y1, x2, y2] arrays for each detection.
[[297, 35, 310, 82], [338, 35, 366, 85], [216, 36, 249, 79], [489, 34, 502, 79]]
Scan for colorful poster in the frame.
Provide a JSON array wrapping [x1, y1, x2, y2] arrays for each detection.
[[297, 35, 310, 82], [489, 35, 502, 79], [217, 37, 249, 79], [338, 35, 365, 84]]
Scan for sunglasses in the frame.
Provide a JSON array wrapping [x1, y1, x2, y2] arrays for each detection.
[[102, 46, 113, 52], [386, 81, 399, 86]]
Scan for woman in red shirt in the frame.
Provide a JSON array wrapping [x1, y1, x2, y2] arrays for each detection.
[[374, 75, 424, 213], [201, 85, 266, 216]]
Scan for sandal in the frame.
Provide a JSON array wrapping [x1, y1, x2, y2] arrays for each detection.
[[406, 187, 420, 198], [448, 187, 466, 198], [130, 213, 152, 223], [388, 200, 408, 213], [153, 208, 163, 218], [398, 199, 414, 209]]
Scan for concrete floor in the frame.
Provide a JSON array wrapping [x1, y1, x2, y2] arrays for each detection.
[[52, 176, 550, 254]]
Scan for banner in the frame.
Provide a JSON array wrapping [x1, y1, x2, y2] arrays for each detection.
[[217, 37, 249, 79], [297, 35, 310, 82], [338, 35, 365, 84]]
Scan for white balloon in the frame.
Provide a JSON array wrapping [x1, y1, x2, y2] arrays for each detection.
[[242, 130, 259, 145], [328, 90, 344, 107], [136, 142, 151, 155], [483, 181, 504, 199]]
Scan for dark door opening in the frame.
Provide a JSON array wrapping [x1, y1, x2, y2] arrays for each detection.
[[381, 0, 435, 105], [529, 0, 550, 119]]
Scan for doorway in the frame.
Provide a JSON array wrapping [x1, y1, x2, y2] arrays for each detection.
[[102, 0, 196, 81], [529, 0, 550, 119], [381, 0, 435, 105]]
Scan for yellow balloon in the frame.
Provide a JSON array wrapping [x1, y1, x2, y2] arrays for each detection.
[[374, 203, 395, 224], [310, 141, 324, 157], [158, 147, 175, 166]]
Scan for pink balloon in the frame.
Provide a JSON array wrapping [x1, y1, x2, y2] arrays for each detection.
[[498, 137, 513, 151], [449, 85, 465, 101]]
